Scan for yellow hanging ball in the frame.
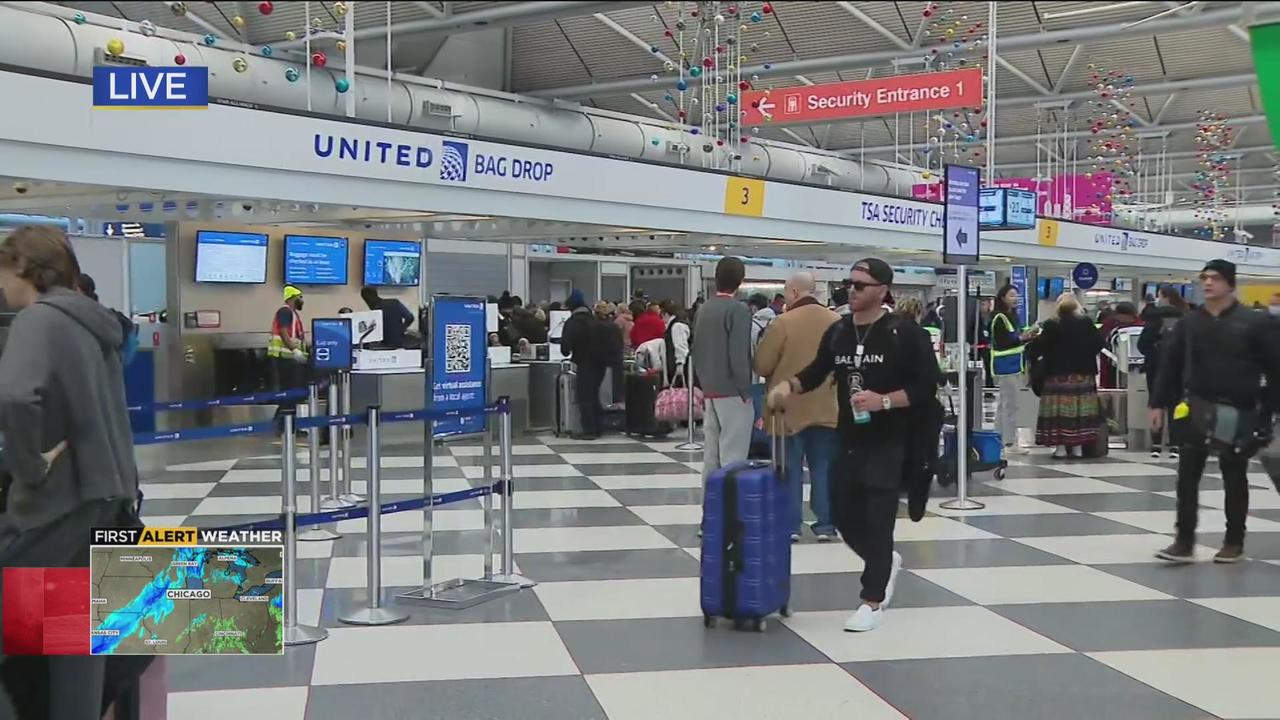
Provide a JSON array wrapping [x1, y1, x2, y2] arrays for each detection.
[[232, 15, 245, 28], [106, 38, 125, 56], [232, 57, 248, 73], [921, 170, 933, 180], [336, 40, 347, 52], [285, 30, 296, 41], [334, 1, 348, 16]]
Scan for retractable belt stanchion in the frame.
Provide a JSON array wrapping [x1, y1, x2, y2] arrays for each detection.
[[492, 403, 536, 588], [321, 380, 354, 510], [338, 372, 364, 504], [339, 406, 408, 626], [674, 362, 703, 452], [483, 412, 495, 580], [299, 384, 339, 541], [399, 400, 523, 607], [281, 412, 328, 646]]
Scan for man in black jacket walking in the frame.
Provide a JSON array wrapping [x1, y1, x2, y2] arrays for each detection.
[[768, 259, 940, 633], [1152, 260, 1280, 564]]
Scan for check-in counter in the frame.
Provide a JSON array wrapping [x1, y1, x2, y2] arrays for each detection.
[[349, 362, 530, 436], [524, 360, 563, 431]]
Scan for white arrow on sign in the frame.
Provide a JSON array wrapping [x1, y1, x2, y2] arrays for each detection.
[[757, 99, 775, 115]]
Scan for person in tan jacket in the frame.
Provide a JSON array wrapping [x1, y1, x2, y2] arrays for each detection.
[[755, 271, 841, 541]]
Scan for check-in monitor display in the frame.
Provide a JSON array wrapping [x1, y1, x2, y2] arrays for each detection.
[[363, 240, 421, 286], [1049, 277, 1065, 298], [195, 230, 268, 283], [284, 235, 348, 285]]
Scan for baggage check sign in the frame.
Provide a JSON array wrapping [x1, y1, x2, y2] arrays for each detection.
[[741, 68, 983, 126]]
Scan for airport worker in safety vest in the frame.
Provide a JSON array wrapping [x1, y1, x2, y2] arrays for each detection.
[[268, 285, 308, 399]]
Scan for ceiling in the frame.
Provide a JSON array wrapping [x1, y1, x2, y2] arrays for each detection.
[[45, 1, 1280, 229]]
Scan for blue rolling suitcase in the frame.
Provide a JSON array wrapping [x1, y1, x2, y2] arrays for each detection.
[[700, 429, 791, 631]]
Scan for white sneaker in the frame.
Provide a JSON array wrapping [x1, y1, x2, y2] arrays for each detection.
[[882, 551, 904, 608], [1150, 449, 1162, 459], [843, 603, 883, 632], [1005, 445, 1029, 456]]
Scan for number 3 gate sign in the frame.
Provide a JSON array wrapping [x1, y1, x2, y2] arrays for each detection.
[[430, 295, 488, 437], [740, 67, 983, 127]]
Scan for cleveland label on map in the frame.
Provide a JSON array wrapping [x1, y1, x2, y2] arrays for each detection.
[[89, 546, 284, 655]]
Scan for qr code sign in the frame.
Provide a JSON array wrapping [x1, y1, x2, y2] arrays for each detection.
[[444, 324, 471, 374]]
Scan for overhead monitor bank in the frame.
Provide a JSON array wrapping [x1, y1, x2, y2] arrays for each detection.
[[284, 234, 349, 285], [194, 230, 268, 284], [364, 240, 421, 287]]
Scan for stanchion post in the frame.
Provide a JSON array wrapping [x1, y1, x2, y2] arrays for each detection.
[[300, 384, 339, 541], [482, 414, 494, 579], [321, 379, 354, 510], [281, 413, 328, 646], [940, 264, 985, 511], [675, 361, 703, 451], [338, 371, 364, 504], [492, 402, 535, 588], [339, 406, 408, 625]]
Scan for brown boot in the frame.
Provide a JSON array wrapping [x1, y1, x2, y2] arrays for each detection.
[[1213, 544, 1244, 563], [1156, 540, 1194, 563]]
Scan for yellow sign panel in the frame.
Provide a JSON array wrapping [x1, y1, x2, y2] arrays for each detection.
[[724, 177, 766, 217], [1038, 220, 1060, 247]]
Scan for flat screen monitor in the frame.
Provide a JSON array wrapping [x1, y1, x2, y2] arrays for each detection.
[[194, 230, 268, 283], [1038, 278, 1051, 299], [284, 235, 348, 285], [1049, 277, 1065, 298], [1112, 278, 1133, 292], [363, 240, 421, 286], [1142, 282, 1159, 299]]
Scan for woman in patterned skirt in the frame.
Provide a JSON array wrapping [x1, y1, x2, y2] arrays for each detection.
[[1028, 292, 1105, 458]]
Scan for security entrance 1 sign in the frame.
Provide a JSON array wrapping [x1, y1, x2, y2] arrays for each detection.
[[741, 67, 982, 127]]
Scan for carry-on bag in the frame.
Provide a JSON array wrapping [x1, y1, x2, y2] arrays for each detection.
[[554, 362, 582, 438], [625, 372, 670, 438], [700, 422, 790, 631]]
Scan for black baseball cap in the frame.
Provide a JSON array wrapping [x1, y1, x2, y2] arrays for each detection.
[[852, 258, 894, 286]]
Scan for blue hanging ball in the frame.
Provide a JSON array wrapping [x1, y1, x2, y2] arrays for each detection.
[[261, 45, 274, 57], [690, 66, 702, 77], [73, 12, 86, 24], [650, 45, 659, 54], [676, 80, 688, 91], [750, 11, 763, 22], [728, 120, 737, 129], [944, 122, 953, 130], [726, 93, 738, 104], [763, 63, 773, 70], [651, 137, 661, 146], [715, 103, 726, 112], [664, 93, 674, 102], [335, 78, 350, 93], [690, 127, 701, 135], [285, 67, 300, 82], [203, 34, 216, 46], [966, 134, 977, 142]]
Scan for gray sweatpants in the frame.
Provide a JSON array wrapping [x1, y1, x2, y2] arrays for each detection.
[[996, 374, 1022, 446], [703, 396, 754, 481]]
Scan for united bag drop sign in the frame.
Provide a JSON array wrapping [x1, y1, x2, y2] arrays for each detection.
[[741, 68, 982, 127]]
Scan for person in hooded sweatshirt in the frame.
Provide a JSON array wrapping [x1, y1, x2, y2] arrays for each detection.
[[0, 226, 141, 719]]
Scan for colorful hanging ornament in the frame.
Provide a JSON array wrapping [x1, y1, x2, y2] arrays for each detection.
[[311, 51, 327, 67], [285, 31, 297, 41], [336, 39, 347, 52], [261, 45, 274, 57], [170, 1, 187, 16], [334, 1, 348, 16], [174, 53, 187, 65], [73, 12, 86, 24], [138, 19, 156, 37], [258, 1, 274, 14], [232, 57, 248, 73], [232, 15, 245, 28], [203, 34, 217, 46], [105, 38, 125, 56], [335, 78, 350, 93], [285, 67, 300, 82]]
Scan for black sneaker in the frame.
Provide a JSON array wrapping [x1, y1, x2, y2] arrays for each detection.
[[1214, 544, 1244, 563], [1156, 540, 1195, 563]]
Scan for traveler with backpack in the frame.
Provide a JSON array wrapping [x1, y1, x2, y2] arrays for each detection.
[[767, 259, 941, 632], [747, 293, 776, 350], [74, 273, 138, 368], [1151, 260, 1280, 564], [559, 290, 606, 440], [1137, 286, 1187, 458]]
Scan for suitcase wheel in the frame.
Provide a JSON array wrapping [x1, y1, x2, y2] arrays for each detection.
[[993, 466, 1006, 481], [780, 605, 791, 618], [751, 618, 767, 632], [703, 615, 716, 629]]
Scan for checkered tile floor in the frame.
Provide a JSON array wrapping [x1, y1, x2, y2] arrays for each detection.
[[147, 434, 1280, 720]]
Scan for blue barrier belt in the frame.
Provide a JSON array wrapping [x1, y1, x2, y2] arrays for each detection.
[[129, 388, 308, 414], [133, 421, 277, 446], [210, 482, 504, 532], [295, 413, 368, 430]]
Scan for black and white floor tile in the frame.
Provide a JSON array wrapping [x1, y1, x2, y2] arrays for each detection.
[[146, 436, 1280, 720]]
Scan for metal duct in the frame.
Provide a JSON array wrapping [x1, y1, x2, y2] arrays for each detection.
[[1115, 205, 1279, 228], [0, 4, 920, 195]]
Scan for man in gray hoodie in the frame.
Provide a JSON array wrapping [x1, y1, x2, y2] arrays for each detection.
[[692, 257, 755, 482], [0, 226, 139, 719]]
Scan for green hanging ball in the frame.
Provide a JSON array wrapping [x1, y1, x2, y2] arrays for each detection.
[[285, 67, 300, 82]]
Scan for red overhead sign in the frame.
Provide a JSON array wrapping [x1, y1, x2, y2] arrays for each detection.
[[741, 67, 984, 127]]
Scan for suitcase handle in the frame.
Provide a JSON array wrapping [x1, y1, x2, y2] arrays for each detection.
[[771, 411, 786, 474]]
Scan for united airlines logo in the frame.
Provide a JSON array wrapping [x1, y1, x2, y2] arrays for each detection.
[[1094, 230, 1149, 253], [440, 141, 469, 182]]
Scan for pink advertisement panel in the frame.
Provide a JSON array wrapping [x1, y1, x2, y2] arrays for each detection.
[[912, 172, 1113, 225]]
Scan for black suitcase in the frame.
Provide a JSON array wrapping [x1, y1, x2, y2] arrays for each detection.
[[625, 372, 670, 438]]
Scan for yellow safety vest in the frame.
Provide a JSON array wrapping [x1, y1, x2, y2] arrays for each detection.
[[267, 306, 308, 362], [989, 313, 1024, 376]]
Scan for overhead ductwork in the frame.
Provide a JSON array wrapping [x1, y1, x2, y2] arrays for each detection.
[[1115, 204, 1279, 229], [0, 3, 923, 195]]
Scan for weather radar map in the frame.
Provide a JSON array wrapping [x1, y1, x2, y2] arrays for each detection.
[[90, 546, 284, 655]]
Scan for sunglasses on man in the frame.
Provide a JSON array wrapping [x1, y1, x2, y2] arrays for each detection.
[[851, 281, 884, 292]]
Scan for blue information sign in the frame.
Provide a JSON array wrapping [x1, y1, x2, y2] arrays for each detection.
[[1010, 265, 1029, 328], [430, 295, 488, 437], [1072, 262, 1099, 290], [312, 318, 353, 372], [943, 164, 980, 264], [285, 235, 349, 285]]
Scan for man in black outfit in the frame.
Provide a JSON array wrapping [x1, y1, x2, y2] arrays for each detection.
[[768, 259, 940, 633], [1152, 259, 1280, 564]]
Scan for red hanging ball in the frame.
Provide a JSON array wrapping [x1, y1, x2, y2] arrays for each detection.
[[258, 1, 273, 15], [664, 29, 674, 38], [690, 8, 699, 16], [174, 53, 187, 65], [702, 57, 714, 68], [762, 3, 774, 14], [740, 136, 749, 143], [738, 81, 750, 90], [677, 110, 687, 119], [311, 51, 327, 67], [923, 9, 933, 17], [727, 5, 738, 15], [716, 139, 725, 146]]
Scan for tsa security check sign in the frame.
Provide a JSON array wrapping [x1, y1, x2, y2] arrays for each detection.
[[93, 67, 208, 109]]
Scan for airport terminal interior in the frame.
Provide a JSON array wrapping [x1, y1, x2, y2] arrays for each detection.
[[2, 1, 1280, 719]]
